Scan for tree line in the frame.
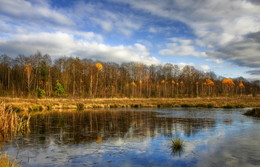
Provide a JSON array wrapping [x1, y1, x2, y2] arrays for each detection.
[[0, 52, 259, 98]]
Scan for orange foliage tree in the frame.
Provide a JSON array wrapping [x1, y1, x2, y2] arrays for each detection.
[[238, 81, 245, 96], [95, 62, 103, 97], [205, 79, 214, 96], [139, 80, 143, 97], [222, 78, 235, 95]]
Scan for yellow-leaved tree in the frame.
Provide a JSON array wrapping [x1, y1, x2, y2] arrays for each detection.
[[95, 62, 103, 97], [222, 78, 235, 96], [238, 81, 245, 96]]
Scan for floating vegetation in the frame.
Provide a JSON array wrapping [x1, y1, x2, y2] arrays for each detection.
[[0, 103, 30, 141], [171, 138, 184, 156], [243, 108, 260, 117]]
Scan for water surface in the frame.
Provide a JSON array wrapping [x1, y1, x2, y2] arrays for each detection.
[[3, 108, 260, 167]]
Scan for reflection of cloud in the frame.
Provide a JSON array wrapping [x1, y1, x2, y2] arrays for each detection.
[[196, 127, 260, 167], [6, 108, 259, 166]]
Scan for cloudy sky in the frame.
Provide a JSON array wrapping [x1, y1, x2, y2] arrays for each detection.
[[0, 0, 260, 80]]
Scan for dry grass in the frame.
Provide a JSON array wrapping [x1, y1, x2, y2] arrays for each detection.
[[0, 153, 19, 167], [0, 103, 30, 141], [0, 96, 259, 111]]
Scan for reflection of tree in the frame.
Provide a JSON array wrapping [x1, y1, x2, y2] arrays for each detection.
[[27, 111, 216, 145]]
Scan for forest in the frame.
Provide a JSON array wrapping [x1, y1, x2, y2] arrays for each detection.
[[0, 52, 259, 98]]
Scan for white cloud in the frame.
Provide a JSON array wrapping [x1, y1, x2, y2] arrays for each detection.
[[148, 27, 157, 33], [73, 1, 142, 36], [0, 0, 72, 26], [200, 65, 210, 71], [112, 0, 260, 46], [176, 62, 194, 68], [159, 38, 207, 57], [206, 58, 224, 64], [0, 32, 159, 65], [112, 0, 260, 73]]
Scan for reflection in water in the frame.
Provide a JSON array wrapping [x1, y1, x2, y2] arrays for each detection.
[[3, 108, 260, 167], [29, 110, 215, 145]]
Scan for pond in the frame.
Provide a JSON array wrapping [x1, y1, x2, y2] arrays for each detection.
[[2, 108, 260, 167]]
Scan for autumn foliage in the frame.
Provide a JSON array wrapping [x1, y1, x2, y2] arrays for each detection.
[[0, 53, 259, 98], [95, 62, 103, 71]]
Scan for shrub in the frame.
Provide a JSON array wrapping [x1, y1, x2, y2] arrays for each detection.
[[196, 104, 207, 108], [36, 87, 45, 98], [76, 103, 84, 111], [55, 82, 65, 97], [46, 105, 52, 111], [207, 103, 214, 108], [181, 104, 190, 107], [243, 108, 260, 117], [223, 104, 234, 108], [28, 105, 43, 112]]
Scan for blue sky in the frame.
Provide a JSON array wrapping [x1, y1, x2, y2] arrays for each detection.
[[0, 0, 260, 80]]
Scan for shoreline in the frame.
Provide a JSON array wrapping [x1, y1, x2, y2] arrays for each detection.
[[1, 96, 259, 112]]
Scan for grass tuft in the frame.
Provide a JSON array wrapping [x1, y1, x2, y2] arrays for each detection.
[[171, 138, 184, 156]]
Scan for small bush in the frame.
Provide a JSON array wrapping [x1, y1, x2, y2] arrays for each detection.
[[243, 108, 260, 117], [223, 104, 234, 108], [131, 104, 140, 108], [46, 105, 52, 111], [195, 104, 207, 108], [36, 87, 45, 98], [181, 104, 190, 107], [55, 82, 65, 97], [76, 103, 84, 111], [28, 105, 43, 112], [207, 103, 214, 108]]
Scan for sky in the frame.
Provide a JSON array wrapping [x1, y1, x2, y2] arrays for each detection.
[[0, 0, 260, 80]]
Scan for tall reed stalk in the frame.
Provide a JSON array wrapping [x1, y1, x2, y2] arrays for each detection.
[[0, 153, 19, 167], [0, 103, 30, 141]]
